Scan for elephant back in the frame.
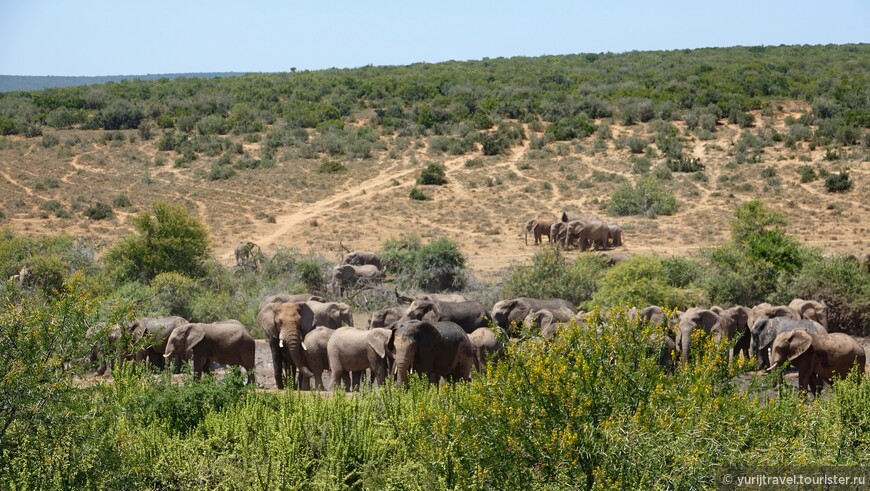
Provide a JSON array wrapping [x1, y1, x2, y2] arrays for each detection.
[[755, 318, 826, 352]]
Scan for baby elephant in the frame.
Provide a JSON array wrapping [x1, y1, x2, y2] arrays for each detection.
[[768, 330, 866, 395], [164, 320, 256, 383]]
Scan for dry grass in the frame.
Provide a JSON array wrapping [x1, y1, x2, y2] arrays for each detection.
[[1, 106, 868, 282]]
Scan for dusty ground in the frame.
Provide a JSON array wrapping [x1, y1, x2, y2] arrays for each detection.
[[1, 106, 867, 284]]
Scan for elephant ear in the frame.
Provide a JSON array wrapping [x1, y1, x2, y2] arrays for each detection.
[[326, 303, 342, 323], [368, 329, 390, 359], [187, 324, 205, 351], [786, 330, 813, 362], [699, 310, 720, 331]]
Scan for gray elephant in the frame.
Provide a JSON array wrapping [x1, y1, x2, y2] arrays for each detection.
[[787, 298, 828, 330], [417, 293, 468, 303], [491, 297, 576, 335], [343, 250, 384, 271], [467, 327, 505, 372], [675, 307, 720, 364], [710, 306, 751, 361], [605, 222, 623, 247], [523, 307, 576, 340], [163, 320, 255, 383], [750, 317, 827, 369], [331, 263, 382, 296], [561, 211, 599, 223], [368, 306, 407, 329], [564, 219, 609, 251], [525, 218, 554, 245], [327, 326, 393, 389], [549, 221, 569, 244], [768, 330, 866, 394], [257, 301, 309, 390], [85, 322, 127, 375], [598, 251, 632, 266], [401, 298, 491, 334], [301, 326, 337, 390], [129, 316, 189, 372], [258, 300, 353, 389], [258, 293, 325, 312], [234, 241, 262, 270], [747, 303, 799, 332], [387, 320, 475, 387]]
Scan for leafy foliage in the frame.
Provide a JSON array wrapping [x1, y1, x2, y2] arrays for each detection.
[[824, 171, 852, 192], [606, 176, 679, 217], [104, 201, 210, 283], [590, 256, 702, 310], [416, 163, 447, 185], [502, 246, 607, 306], [381, 235, 467, 292]]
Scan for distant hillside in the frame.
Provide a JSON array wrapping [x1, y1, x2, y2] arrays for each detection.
[[0, 72, 248, 93]]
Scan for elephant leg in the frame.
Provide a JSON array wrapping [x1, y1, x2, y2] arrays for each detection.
[[269, 339, 285, 389], [341, 373, 352, 391], [312, 369, 324, 391], [350, 371, 363, 390], [330, 369, 345, 391]]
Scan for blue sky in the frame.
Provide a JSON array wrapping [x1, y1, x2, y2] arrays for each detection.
[[1, 0, 867, 76]]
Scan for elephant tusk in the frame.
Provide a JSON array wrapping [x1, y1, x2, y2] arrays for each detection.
[[163, 353, 171, 358], [279, 339, 284, 348], [765, 362, 780, 373]]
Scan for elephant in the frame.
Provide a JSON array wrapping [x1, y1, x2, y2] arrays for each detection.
[[368, 306, 407, 329], [564, 219, 609, 251], [301, 326, 337, 390], [387, 320, 475, 387], [491, 297, 577, 335], [710, 306, 752, 361], [750, 317, 827, 369], [257, 301, 309, 390], [258, 293, 325, 312], [401, 298, 491, 334], [847, 252, 870, 273], [163, 320, 255, 383], [787, 298, 829, 330], [417, 293, 468, 303], [768, 330, 866, 394], [525, 219, 554, 245], [549, 221, 569, 244], [598, 251, 632, 266], [327, 326, 393, 389], [561, 211, 599, 223], [632, 305, 680, 328], [129, 316, 189, 372], [467, 327, 505, 373], [85, 322, 127, 375], [234, 241, 262, 270], [674, 307, 721, 364], [343, 250, 384, 271], [747, 302, 799, 333], [331, 263, 382, 296], [605, 222, 623, 247], [258, 300, 353, 389], [523, 307, 576, 340]]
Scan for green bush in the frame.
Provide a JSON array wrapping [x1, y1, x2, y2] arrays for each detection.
[[797, 165, 818, 183], [502, 247, 606, 306], [207, 163, 236, 181], [666, 156, 705, 173], [606, 176, 679, 217], [545, 114, 594, 141], [260, 247, 328, 294], [409, 186, 430, 200], [590, 256, 701, 310], [318, 160, 347, 173], [417, 163, 446, 185], [112, 195, 132, 208], [83, 202, 114, 221], [104, 201, 211, 283], [381, 235, 466, 292], [824, 171, 852, 192]]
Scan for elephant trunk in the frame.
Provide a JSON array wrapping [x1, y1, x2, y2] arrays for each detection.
[[394, 348, 414, 388], [679, 327, 691, 364], [280, 329, 313, 382]]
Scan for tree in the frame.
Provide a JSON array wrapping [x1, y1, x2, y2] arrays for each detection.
[[729, 199, 786, 244], [104, 201, 211, 283]]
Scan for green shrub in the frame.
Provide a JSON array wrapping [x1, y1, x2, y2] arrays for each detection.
[[545, 114, 594, 141], [112, 195, 132, 208], [409, 187, 430, 201], [797, 165, 817, 183], [606, 176, 679, 217], [417, 163, 447, 185], [502, 247, 606, 306], [83, 202, 114, 221], [104, 201, 211, 283], [381, 235, 466, 292], [318, 160, 347, 173], [824, 171, 852, 192], [666, 156, 705, 172], [260, 247, 328, 294], [590, 256, 700, 310], [207, 163, 236, 181]]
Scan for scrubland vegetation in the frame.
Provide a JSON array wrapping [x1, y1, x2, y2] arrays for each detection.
[[1, 44, 870, 489]]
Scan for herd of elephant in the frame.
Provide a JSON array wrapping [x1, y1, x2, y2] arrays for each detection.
[[525, 211, 624, 253], [89, 289, 866, 396]]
